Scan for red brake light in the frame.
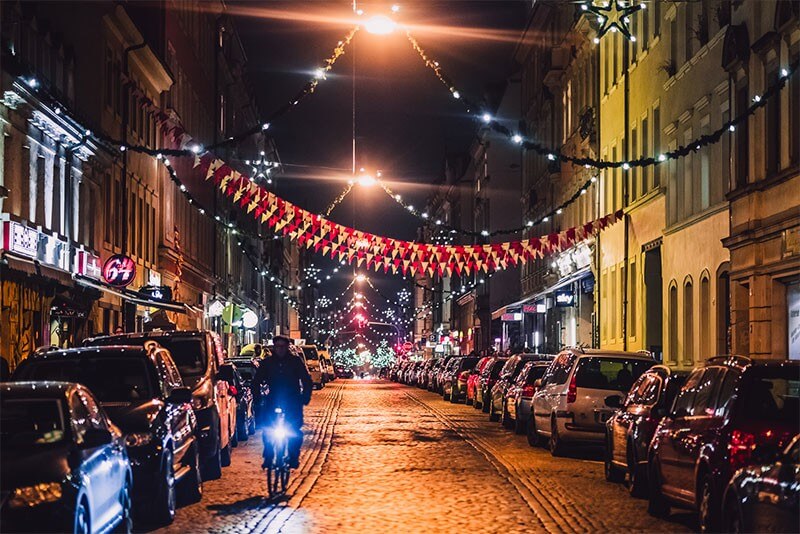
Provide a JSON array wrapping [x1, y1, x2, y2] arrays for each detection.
[[228, 385, 238, 397], [729, 429, 756, 471], [522, 384, 535, 397], [567, 374, 577, 404], [459, 370, 470, 381]]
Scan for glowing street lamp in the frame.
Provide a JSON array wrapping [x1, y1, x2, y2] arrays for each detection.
[[355, 273, 367, 282], [365, 14, 396, 35], [358, 174, 376, 187]]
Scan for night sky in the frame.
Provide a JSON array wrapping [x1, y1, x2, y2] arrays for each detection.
[[233, 1, 526, 307]]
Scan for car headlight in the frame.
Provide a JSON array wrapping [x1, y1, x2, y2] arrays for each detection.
[[8, 482, 63, 508], [125, 432, 154, 447]]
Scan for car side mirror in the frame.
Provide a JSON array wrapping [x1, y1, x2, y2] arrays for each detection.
[[81, 428, 112, 449], [166, 387, 192, 404], [605, 395, 623, 409], [534, 379, 542, 388], [217, 363, 235, 383]]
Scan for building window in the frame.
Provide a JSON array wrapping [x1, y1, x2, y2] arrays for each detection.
[[765, 60, 780, 177], [631, 126, 638, 200], [630, 260, 637, 339], [641, 116, 650, 195], [610, 267, 617, 341], [735, 81, 749, 187], [683, 128, 694, 219], [670, 18, 679, 69], [684, 278, 694, 366], [791, 46, 800, 165], [669, 282, 678, 363], [653, 105, 661, 187], [653, 0, 661, 38], [700, 273, 711, 359], [700, 115, 711, 209]]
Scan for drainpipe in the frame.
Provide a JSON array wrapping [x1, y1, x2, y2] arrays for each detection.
[[121, 40, 146, 332], [621, 37, 630, 350]]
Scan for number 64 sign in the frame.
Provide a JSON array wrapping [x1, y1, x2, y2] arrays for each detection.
[[102, 254, 136, 287]]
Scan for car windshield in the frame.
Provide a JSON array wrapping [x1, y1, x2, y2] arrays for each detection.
[[739, 367, 800, 423], [232, 361, 256, 383], [302, 347, 319, 360], [1, 398, 65, 448], [574, 357, 655, 392], [88, 336, 207, 384], [489, 360, 507, 379], [15, 357, 155, 402], [459, 357, 479, 371]]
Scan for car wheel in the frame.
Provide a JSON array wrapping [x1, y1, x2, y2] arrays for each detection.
[[465, 393, 474, 406], [723, 494, 746, 534], [202, 443, 223, 481], [237, 418, 249, 442], [489, 401, 500, 422], [152, 449, 176, 525], [526, 413, 542, 447], [482, 394, 490, 413], [220, 441, 232, 467], [627, 445, 647, 498], [179, 442, 203, 504], [647, 454, 670, 518], [604, 436, 624, 482], [549, 417, 564, 457], [113, 480, 132, 534], [230, 423, 239, 448], [514, 410, 526, 435], [698, 473, 719, 533], [449, 387, 459, 403], [501, 406, 512, 429], [74, 497, 90, 534]]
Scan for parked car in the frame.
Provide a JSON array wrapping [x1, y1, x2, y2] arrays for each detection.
[[530, 348, 656, 456], [227, 360, 256, 441], [604, 365, 687, 496], [476, 357, 508, 411], [432, 356, 456, 393], [647, 357, 799, 532], [505, 360, 551, 434], [13, 345, 202, 524], [83, 330, 237, 480], [489, 354, 553, 423], [335, 365, 354, 379], [318, 349, 335, 382], [721, 433, 799, 533], [439, 358, 461, 398], [1, 381, 133, 533], [466, 357, 492, 406], [299, 345, 325, 388], [443, 357, 480, 403]]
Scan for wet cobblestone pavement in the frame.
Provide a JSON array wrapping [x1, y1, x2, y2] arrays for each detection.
[[152, 380, 694, 533]]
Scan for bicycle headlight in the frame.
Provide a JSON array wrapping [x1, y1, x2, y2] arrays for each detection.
[[125, 432, 154, 447], [8, 482, 63, 508], [272, 426, 288, 440]]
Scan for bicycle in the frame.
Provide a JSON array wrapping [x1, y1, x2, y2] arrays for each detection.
[[263, 407, 291, 497]]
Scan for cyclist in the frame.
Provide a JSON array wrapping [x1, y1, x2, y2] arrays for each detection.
[[251, 335, 312, 469]]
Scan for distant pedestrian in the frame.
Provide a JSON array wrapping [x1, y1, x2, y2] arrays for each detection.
[[114, 326, 124, 334]]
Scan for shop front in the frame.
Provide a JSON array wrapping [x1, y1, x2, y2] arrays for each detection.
[[1, 219, 103, 369]]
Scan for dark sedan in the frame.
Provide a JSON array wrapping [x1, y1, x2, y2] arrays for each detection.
[[504, 360, 550, 434], [13, 346, 202, 525], [476, 357, 508, 412], [1, 381, 133, 533], [489, 354, 552, 423], [722, 433, 799, 533], [227, 359, 256, 441], [604, 365, 687, 497], [443, 357, 480, 403]]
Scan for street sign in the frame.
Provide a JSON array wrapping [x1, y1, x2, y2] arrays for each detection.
[[402, 341, 413, 351], [102, 254, 136, 287]]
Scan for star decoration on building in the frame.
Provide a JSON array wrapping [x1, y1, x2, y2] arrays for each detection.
[[582, 1, 644, 43]]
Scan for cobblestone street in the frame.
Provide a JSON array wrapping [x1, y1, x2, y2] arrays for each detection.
[[153, 380, 695, 534]]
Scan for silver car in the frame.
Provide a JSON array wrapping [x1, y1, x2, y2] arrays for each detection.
[[530, 348, 656, 456]]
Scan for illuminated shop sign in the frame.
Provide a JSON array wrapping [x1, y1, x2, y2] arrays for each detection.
[[555, 288, 575, 307], [102, 254, 136, 287]]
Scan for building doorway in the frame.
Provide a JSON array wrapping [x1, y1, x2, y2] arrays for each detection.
[[644, 246, 663, 361]]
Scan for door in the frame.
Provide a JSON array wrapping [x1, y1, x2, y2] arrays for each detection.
[[611, 374, 651, 466]]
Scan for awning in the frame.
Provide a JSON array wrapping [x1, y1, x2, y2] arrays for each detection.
[[1, 252, 74, 286], [491, 266, 593, 319], [74, 275, 187, 314]]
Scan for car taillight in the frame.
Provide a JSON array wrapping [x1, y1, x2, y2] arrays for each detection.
[[459, 371, 470, 381], [567, 374, 577, 404], [729, 429, 756, 471], [522, 384, 535, 397], [228, 385, 238, 397]]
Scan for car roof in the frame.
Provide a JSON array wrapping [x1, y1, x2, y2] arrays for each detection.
[[562, 348, 656, 360], [1, 380, 82, 399], [26, 345, 156, 364], [85, 330, 208, 344], [704, 355, 800, 370]]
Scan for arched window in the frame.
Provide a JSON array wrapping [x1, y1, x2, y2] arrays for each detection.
[[669, 282, 678, 364], [684, 277, 694, 366], [717, 263, 731, 354], [700, 272, 711, 359]]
